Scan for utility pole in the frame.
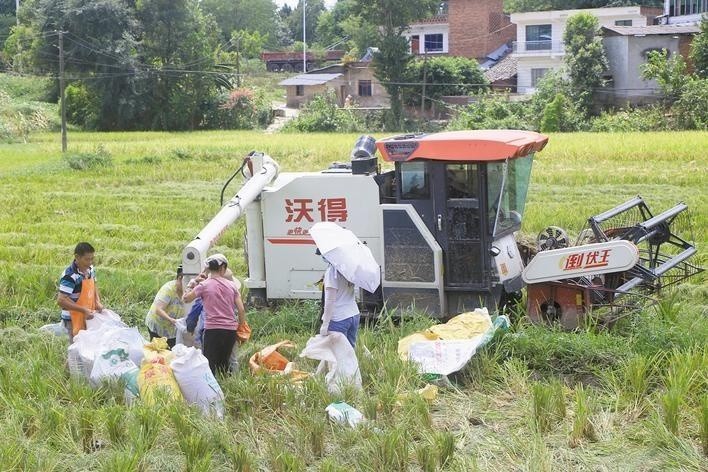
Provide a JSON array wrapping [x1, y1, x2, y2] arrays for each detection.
[[302, 0, 306, 72], [15, 0, 19, 25], [59, 30, 67, 153], [421, 47, 428, 123], [235, 34, 241, 88]]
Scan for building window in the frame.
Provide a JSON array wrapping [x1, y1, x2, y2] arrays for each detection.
[[531, 68, 549, 87], [615, 19, 632, 26], [424, 34, 444, 52], [295, 85, 304, 96], [358, 80, 372, 97], [410, 35, 420, 54], [526, 24, 552, 50]]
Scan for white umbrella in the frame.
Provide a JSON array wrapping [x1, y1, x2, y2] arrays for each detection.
[[310, 222, 381, 293]]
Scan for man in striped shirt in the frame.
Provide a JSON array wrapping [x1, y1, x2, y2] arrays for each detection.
[[57, 242, 104, 342]]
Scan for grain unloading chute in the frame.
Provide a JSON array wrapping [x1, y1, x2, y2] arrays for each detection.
[[523, 196, 703, 329]]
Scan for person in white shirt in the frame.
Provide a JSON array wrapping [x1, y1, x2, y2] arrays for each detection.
[[319, 249, 360, 347]]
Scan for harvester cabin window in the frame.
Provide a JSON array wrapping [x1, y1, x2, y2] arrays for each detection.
[[446, 164, 478, 199], [295, 85, 304, 96], [424, 34, 443, 52], [488, 155, 534, 237], [400, 161, 429, 199], [358, 80, 372, 97]]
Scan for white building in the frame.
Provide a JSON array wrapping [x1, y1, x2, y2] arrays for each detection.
[[403, 15, 450, 56], [664, 0, 708, 25], [510, 6, 662, 94]]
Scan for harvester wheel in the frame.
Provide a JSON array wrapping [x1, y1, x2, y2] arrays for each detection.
[[537, 226, 570, 251]]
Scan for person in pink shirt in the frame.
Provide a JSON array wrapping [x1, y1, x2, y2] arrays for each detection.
[[183, 253, 246, 375]]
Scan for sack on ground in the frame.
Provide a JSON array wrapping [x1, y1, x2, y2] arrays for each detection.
[[138, 357, 183, 405], [249, 340, 294, 374], [89, 346, 140, 400], [300, 333, 362, 394], [86, 309, 127, 330], [170, 344, 224, 418]]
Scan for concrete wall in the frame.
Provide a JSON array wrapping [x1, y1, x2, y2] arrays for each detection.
[[341, 63, 390, 108], [602, 35, 680, 104], [448, 0, 515, 60], [515, 56, 562, 94], [284, 84, 328, 108]]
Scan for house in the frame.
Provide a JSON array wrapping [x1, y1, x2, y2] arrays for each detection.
[[405, 14, 450, 56], [663, 0, 708, 25], [279, 55, 389, 109], [404, 0, 515, 60], [510, 6, 663, 94], [600, 24, 700, 104]]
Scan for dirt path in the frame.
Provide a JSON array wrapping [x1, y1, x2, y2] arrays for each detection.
[[265, 102, 300, 133]]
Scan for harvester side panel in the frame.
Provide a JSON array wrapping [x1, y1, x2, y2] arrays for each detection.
[[260, 173, 382, 300]]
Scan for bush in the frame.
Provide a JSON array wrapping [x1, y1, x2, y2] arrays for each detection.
[[540, 93, 583, 133], [675, 77, 708, 130], [590, 106, 670, 132], [282, 92, 365, 133], [0, 90, 52, 143], [447, 92, 532, 131], [65, 83, 99, 129], [204, 87, 273, 130], [63, 146, 113, 170]]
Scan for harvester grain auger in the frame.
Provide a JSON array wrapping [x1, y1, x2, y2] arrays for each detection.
[[523, 196, 703, 329]]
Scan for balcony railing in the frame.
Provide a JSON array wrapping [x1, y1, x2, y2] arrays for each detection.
[[512, 41, 565, 54]]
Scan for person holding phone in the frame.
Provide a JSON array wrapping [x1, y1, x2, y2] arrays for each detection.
[[145, 265, 185, 349]]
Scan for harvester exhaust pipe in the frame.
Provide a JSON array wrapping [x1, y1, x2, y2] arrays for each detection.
[[182, 153, 279, 276]]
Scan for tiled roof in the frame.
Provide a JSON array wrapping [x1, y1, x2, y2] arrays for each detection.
[[602, 25, 700, 36], [483, 55, 518, 83]]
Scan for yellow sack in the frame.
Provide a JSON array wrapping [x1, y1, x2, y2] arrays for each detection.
[[143, 337, 174, 364], [138, 357, 183, 405], [428, 310, 492, 340], [397, 309, 492, 360], [397, 331, 439, 360]]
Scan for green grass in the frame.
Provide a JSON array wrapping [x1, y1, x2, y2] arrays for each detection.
[[0, 129, 706, 470]]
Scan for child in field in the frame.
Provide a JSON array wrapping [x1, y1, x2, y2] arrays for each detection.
[[57, 242, 104, 342]]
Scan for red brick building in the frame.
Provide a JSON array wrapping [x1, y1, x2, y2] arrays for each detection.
[[406, 0, 516, 61], [448, 0, 515, 60]]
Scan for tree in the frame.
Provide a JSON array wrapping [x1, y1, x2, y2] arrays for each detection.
[[352, 0, 439, 129], [287, 0, 326, 47], [136, 0, 223, 130], [404, 56, 488, 107], [563, 12, 608, 114], [641, 49, 687, 103], [201, 0, 281, 48], [690, 16, 708, 79]]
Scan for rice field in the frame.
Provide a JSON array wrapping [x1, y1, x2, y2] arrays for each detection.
[[0, 130, 706, 471]]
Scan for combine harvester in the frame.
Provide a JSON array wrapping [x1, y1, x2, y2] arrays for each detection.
[[182, 131, 702, 328]]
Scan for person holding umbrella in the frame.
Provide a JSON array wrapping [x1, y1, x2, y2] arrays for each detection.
[[310, 222, 381, 348]]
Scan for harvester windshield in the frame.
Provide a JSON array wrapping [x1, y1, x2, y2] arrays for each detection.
[[488, 154, 534, 237]]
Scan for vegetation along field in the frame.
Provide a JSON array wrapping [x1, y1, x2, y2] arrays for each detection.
[[0, 130, 706, 471]]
